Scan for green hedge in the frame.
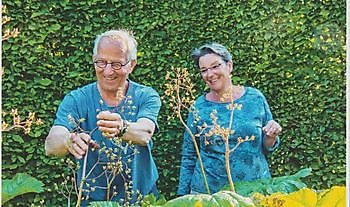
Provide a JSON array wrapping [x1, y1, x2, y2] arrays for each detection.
[[2, 0, 345, 206]]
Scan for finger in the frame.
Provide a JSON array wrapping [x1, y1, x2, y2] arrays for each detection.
[[72, 142, 86, 156], [70, 149, 82, 159], [99, 126, 120, 134], [262, 124, 273, 133], [263, 120, 278, 132], [101, 131, 117, 139], [79, 133, 91, 143], [266, 126, 277, 136], [97, 111, 121, 121], [97, 120, 122, 128], [67, 142, 83, 159], [73, 135, 89, 152]]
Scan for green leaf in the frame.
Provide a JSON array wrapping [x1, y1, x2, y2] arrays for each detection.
[[30, 12, 43, 18], [38, 78, 52, 86], [12, 135, 24, 143], [163, 191, 254, 207], [2, 173, 44, 204], [88, 201, 121, 207], [49, 24, 61, 31], [222, 168, 312, 196], [17, 156, 25, 163]]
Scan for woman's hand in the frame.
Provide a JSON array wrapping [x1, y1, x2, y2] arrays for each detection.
[[96, 111, 123, 138], [263, 120, 282, 138], [263, 120, 282, 147]]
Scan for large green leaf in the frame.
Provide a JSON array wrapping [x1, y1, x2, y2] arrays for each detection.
[[141, 193, 167, 206], [162, 191, 255, 207], [222, 168, 312, 196], [2, 173, 44, 204], [88, 202, 121, 207], [161, 194, 213, 207]]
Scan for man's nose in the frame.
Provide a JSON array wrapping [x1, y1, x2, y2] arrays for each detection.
[[103, 64, 114, 74]]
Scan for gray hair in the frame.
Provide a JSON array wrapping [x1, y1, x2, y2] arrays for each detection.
[[191, 43, 232, 68], [93, 29, 138, 61]]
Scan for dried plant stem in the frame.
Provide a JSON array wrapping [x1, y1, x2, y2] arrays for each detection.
[[75, 176, 85, 207], [106, 169, 118, 201], [225, 98, 236, 192], [176, 84, 211, 194], [106, 183, 111, 201], [224, 138, 234, 192], [75, 145, 89, 207], [1, 125, 26, 131]]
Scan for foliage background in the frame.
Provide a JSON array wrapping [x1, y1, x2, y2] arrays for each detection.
[[2, 0, 345, 206]]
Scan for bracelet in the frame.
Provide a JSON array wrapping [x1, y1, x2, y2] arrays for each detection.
[[119, 119, 130, 137]]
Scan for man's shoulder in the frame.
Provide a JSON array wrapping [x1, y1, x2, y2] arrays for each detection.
[[68, 82, 96, 97], [129, 80, 159, 97]]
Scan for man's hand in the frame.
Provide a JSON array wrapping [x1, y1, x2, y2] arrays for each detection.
[[96, 111, 123, 138], [65, 132, 90, 159]]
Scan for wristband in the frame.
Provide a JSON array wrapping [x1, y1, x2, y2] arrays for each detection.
[[119, 119, 130, 137]]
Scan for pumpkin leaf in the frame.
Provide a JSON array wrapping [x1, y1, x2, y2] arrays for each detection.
[[2, 173, 44, 204], [316, 186, 346, 207]]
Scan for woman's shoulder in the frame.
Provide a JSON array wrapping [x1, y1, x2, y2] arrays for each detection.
[[193, 94, 207, 106], [244, 86, 265, 98]]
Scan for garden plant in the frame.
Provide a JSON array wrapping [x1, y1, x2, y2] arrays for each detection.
[[1, 1, 345, 206], [54, 88, 145, 207], [1, 5, 44, 205]]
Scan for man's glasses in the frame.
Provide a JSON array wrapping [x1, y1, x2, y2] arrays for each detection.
[[94, 60, 130, 70]]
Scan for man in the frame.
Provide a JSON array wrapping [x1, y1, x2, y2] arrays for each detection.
[[45, 30, 161, 205]]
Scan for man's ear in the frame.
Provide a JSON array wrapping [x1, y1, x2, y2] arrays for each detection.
[[128, 59, 137, 73], [92, 55, 96, 63], [227, 61, 233, 73]]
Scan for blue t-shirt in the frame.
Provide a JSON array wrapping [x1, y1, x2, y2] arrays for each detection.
[[177, 87, 280, 195], [54, 80, 161, 203]]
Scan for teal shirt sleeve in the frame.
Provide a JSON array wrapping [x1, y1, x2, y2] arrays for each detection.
[[136, 87, 161, 132], [260, 91, 280, 153], [53, 91, 82, 131]]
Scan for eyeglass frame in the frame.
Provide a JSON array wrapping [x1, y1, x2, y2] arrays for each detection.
[[93, 59, 130, 70], [199, 61, 227, 74]]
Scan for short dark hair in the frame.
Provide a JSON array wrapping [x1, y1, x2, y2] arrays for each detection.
[[191, 43, 232, 68]]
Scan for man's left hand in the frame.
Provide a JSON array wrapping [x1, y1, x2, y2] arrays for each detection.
[[96, 111, 123, 138]]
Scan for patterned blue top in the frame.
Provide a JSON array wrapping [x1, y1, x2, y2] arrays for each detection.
[[54, 80, 161, 204], [177, 87, 280, 195]]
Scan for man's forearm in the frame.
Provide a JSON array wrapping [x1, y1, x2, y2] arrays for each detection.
[[122, 118, 155, 146], [45, 125, 70, 156]]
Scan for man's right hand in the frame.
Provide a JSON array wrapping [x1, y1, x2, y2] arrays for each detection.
[[65, 132, 90, 159]]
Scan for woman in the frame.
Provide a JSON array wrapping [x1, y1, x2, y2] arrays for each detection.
[[177, 43, 282, 195]]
